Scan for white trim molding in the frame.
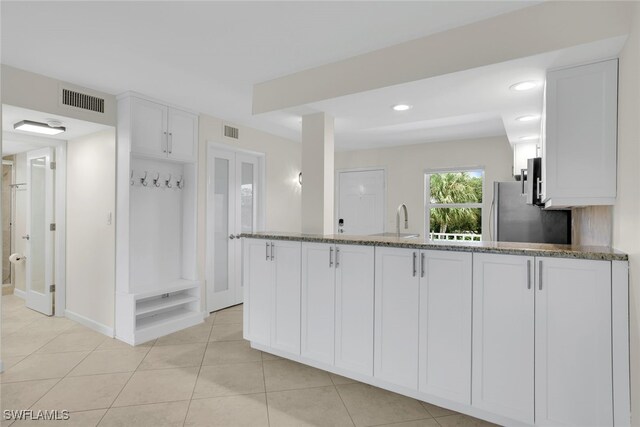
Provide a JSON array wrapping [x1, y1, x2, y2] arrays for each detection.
[[65, 309, 114, 337]]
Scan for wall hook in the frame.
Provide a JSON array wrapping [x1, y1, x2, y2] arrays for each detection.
[[176, 175, 184, 189], [140, 171, 148, 187], [165, 173, 173, 188], [152, 172, 161, 187]]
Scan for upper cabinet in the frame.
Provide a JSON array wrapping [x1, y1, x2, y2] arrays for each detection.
[[126, 95, 198, 163], [541, 59, 618, 208]]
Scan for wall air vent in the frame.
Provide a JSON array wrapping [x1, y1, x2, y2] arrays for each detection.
[[224, 125, 239, 140], [61, 88, 105, 113]]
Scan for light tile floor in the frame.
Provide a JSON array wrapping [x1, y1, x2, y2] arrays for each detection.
[[1, 294, 498, 426]]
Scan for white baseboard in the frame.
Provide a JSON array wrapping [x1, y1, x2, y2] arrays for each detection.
[[65, 309, 114, 337], [13, 288, 26, 299]]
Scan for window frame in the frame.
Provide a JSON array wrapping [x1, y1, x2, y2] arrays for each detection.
[[424, 167, 485, 241]]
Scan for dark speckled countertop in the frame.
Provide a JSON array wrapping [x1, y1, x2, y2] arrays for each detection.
[[240, 232, 628, 261]]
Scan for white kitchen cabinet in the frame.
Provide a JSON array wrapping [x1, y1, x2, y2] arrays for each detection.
[[542, 59, 618, 207], [271, 240, 302, 354], [419, 250, 472, 404], [335, 245, 374, 375], [243, 238, 301, 351], [535, 257, 613, 427], [243, 239, 273, 346], [127, 94, 198, 162], [472, 253, 534, 424], [301, 242, 336, 365], [374, 246, 420, 389], [130, 97, 168, 159], [167, 107, 198, 162]]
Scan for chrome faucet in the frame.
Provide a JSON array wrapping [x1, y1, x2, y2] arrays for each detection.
[[396, 204, 408, 237]]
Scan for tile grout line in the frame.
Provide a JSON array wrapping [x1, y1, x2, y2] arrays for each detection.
[[94, 336, 156, 426], [181, 310, 216, 427], [331, 381, 357, 427]]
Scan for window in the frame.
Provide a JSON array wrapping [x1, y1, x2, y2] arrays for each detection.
[[425, 169, 483, 241]]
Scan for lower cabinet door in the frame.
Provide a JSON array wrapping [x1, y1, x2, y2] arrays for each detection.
[[374, 246, 420, 389], [301, 243, 335, 365], [472, 253, 534, 424], [535, 257, 613, 427], [271, 241, 302, 354], [335, 245, 374, 375], [243, 239, 273, 346], [419, 250, 472, 404]]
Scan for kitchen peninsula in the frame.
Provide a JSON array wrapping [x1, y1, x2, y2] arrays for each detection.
[[241, 232, 630, 427]]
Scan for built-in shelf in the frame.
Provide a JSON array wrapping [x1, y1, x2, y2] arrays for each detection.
[[136, 307, 195, 331], [136, 294, 198, 316]]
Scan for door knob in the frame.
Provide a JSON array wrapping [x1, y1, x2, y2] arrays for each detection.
[[22, 234, 30, 240], [229, 234, 236, 240]]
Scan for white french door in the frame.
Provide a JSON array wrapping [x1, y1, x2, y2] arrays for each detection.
[[25, 148, 55, 315], [207, 147, 260, 312]]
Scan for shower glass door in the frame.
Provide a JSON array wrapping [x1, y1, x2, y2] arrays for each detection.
[[207, 147, 259, 312], [25, 148, 54, 315]]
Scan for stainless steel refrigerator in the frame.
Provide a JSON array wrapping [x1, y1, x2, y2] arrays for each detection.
[[492, 181, 571, 244]]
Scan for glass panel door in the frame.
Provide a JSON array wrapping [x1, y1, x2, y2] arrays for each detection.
[[25, 148, 54, 315], [207, 148, 261, 312]]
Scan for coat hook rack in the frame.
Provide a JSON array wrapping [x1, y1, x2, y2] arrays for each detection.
[[176, 175, 184, 189], [140, 171, 149, 187], [165, 173, 173, 188], [152, 172, 161, 188]]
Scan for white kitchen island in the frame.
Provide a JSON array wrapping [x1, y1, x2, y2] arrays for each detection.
[[241, 233, 630, 427]]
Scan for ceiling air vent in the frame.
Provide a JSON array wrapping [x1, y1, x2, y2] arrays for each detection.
[[224, 125, 239, 140], [61, 88, 105, 113]]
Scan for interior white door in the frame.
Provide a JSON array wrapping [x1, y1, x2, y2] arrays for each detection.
[[25, 148, 55, 315], [337, 169, 385, 235], [207, 148, 260, 312]]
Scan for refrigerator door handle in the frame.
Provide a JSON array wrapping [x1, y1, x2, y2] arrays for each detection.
[[520, 169, 527, 195]]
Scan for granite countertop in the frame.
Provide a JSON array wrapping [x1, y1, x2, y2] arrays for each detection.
[[240, 232, 628, 261]]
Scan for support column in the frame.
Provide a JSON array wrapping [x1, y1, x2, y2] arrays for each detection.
[[301, 112, 334, 235]]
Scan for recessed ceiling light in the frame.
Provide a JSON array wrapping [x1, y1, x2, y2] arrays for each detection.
[[516, 115, 540, 122], [519, 135, 539, 141], [13, 119, 66, 135], [510, 81, 540, 91], [392, 104, 412, 111]]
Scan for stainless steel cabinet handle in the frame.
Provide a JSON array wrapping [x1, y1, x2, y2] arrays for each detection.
[[270, 243, 274, 261], [329, 247, 334, 267], [421, 253, 425, 278], [163, 131, 167, 153], [335, 247, 340, 268], [538, 260, 543, 290], [22, 234, 30, 240], [168, 132, 173, 154], [266, 242, 269, 261], [412, 252, 417, 277], [527, 260, 531, 289]]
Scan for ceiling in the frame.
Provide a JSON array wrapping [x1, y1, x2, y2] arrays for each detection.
[[1, 1, 544, 148], [2, 105, 111, 155]]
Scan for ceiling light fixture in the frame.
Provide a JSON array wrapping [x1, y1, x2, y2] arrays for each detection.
[[510, 81, 540, 91], [516, 115, 540, 122], [13, 119, 66, 135], [519, 135, 539, 141], [392, 104, 412, 112]]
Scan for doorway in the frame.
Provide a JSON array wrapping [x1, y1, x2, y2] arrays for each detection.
[[336, 168, 386, 235], [206, 144, 264, 313]]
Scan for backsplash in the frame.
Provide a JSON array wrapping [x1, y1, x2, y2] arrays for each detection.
[[571, 206, 613, 247]]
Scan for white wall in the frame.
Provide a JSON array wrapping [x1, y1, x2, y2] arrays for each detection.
[[197, 114, 301, 282], [613, 2, 640, 425], [66, 128, 116, 331], [334, 136, 513, 239]]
